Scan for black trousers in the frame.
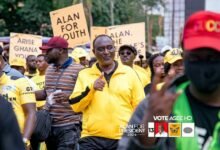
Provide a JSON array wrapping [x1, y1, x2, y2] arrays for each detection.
[[78, 136, 118, 150], [30, 139, 40, 150], [46, 124, 81, 150]]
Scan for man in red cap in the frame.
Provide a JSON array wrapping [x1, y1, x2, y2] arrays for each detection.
[[117, 11, 220, 150], [37, 36, 84, 149]]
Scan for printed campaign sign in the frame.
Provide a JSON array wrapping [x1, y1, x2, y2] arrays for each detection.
[[9, 33, 42, 65], [90, 22, 146, 60], [168, 123, 181, 137], [148, 122, 194, 138], [90, 26, 107, 49], [148, 122, 155, 137], [155, 122, 168, 137], [50, 3, 90, 47], [182, 123, 195, 137]]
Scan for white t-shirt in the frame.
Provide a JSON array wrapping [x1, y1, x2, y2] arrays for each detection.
[[155, 131, 168, 137]]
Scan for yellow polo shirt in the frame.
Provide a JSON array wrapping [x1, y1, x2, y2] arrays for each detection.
[[69, 62, 145, 139], [0, 73, 36, 133]]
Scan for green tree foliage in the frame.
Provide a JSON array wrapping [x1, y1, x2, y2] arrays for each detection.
[[53, 0, 73, 9], [91, 0, 110, 26], [0, 0, 23, 35], [0, 19, 9, 36], [90, 0, 146, 26], [0, 0, 73, 36], [17, 0, 53, 35], [0, 0, 164, 41], [0, 0, 53, 36]]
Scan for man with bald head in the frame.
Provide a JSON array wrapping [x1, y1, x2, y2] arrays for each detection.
[[69, 35, 145, 149]]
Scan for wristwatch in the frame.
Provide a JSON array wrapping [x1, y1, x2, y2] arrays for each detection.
[[23, 137, 30, 147]]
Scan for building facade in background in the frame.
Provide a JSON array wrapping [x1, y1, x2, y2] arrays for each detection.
[[164, 0, 185, 48], [163, 0, 219, 49]]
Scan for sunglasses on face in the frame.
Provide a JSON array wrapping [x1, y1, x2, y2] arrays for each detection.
[[119, 51, 132, 56], [96, 45, 115, 52]]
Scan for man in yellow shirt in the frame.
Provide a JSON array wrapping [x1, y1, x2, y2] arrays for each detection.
[[69, 35, 145, 150], [25, 55, 38, 78], [119, 45, 150, 87], [0, 67, 36, 149], [32, 54, 49, 109]]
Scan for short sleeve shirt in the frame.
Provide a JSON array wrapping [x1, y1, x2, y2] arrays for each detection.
[[0, 73, 36, 133]]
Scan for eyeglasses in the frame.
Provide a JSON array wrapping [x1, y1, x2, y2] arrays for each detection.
[[96, 45, 115, 52], [120, 51, 132, 56]]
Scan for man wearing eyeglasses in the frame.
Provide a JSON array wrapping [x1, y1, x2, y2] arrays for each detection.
[[119, 45, 150, 88], [69, 34, 145, 150]]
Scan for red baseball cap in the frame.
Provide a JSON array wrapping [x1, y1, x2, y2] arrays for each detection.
[[39, 36, 68, 51], [183, 11, 220, 52]]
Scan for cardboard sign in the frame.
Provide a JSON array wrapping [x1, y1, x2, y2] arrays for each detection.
[[50, 3, 90, 47], [9, 33, 42, 64], [90, 22, 146, 60], [90, 26, 107, 49]]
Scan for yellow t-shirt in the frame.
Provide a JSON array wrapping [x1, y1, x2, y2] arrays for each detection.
[[157, 82, 165, 90], [25, 71, 38, 79], [0, 73, 36, 133], [145, 67, 151, 84], [133, 65, 151, 87], [32, 75, 46, 108]]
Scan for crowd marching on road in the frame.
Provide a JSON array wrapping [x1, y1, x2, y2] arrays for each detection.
[[0, 10, 219, 150]]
